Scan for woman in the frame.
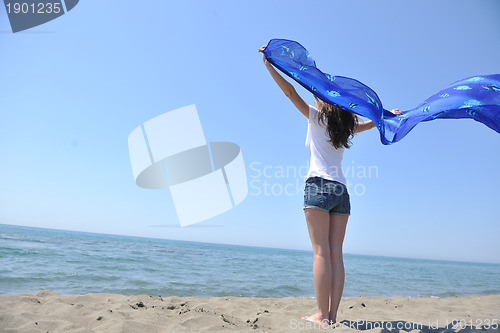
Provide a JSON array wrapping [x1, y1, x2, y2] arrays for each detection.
[[258, 45, 402, 327]]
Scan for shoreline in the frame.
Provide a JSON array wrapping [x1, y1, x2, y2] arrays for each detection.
[[0, 291, 498, 332]]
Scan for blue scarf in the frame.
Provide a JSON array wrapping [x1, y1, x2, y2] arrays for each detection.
[[262, 39, 500, 145]]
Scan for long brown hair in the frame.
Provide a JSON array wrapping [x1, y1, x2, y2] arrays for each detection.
[[315, 96, 358, 149]]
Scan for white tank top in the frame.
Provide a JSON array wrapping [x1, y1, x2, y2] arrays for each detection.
[[304, 105, 346, 185]]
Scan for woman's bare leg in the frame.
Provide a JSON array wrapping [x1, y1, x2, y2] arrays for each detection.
[[328, 214, 349, 324], [301, 208, 331, 327]]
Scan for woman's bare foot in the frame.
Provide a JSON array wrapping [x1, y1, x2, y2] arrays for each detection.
[[301, 312, 331, 327]]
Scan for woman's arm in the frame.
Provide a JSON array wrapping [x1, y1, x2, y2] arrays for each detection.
[[354, 121, 376, 133], [354, 109, 402, 134], [259, 46, 309, 118]]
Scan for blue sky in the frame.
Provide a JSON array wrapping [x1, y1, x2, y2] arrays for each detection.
[[1, 0, 499, 264]]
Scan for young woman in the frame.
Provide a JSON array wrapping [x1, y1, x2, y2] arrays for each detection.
[[258, 45, 402, 327]]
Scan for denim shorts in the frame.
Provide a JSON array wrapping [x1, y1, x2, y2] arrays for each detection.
[[303, 177, 351, 216]]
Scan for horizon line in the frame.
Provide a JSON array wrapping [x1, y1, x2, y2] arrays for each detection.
[[1, 222, 499, 266]]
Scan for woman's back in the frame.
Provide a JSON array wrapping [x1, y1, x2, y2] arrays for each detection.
[[305, 105, 346, 185]]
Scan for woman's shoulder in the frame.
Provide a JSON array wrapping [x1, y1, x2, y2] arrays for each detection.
[[308, 105, 319, 119], [309, 104, 319, 112]]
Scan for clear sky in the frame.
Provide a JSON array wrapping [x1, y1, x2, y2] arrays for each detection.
[[1, 0, 499, 264]]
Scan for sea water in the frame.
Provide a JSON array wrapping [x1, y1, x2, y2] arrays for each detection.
[[1, 224, 499, 297]]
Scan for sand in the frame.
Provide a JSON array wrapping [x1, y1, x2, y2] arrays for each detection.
[[0, 291, 499, 332]]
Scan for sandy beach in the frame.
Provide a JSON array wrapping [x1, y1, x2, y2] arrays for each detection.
[[0, 291, 498, 332]]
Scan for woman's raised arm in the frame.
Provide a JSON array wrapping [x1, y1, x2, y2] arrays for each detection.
[[259, 46, 309, 118], [354, 109, 402, 133]]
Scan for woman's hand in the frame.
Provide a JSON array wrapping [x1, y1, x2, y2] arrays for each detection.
[[390, 109, 403, 115], [258, 45, 268, 64]]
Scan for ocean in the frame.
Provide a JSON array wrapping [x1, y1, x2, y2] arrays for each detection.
[[1, 224, 499, 298]]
